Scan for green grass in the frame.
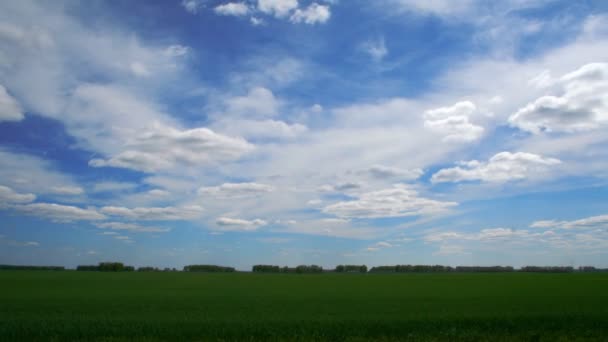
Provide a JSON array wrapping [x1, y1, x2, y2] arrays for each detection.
[[1, 272, 607, 341]]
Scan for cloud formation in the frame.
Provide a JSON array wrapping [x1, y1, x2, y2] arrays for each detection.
[[431, 152, 561, 183], [510, 63, 608, 134], [424, 101, 484, 142], [0, 85, 24, 122], [323, 185, 456, 219], [90, 125, 254, 172]]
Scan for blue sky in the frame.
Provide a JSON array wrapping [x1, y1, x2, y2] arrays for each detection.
[[1, 0, 608, 269]]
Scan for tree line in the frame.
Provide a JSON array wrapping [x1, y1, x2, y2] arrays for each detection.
[[0, 264, 65, 271], [2, 263, 607, 273]]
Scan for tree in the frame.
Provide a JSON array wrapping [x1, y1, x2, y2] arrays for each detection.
[[183, 265, 236, 272]]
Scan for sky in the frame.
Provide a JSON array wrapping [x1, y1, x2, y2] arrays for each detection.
[[1, 0, 608, 270]]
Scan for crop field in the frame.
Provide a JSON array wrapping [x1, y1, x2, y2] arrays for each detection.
[[1, 272, 608, 341]]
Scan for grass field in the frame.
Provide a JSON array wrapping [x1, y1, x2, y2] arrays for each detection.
[[1, 272, 607, 341]]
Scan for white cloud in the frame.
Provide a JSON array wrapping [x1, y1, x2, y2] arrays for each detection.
[[214, 2, 251, 16], [367, 165, 423, 180], [212, 119, 307, 140], [130, 62, 151, 77], [0, 149, 83, 197], [389, 0, 474, 16], [16, 203, 106, 222], [92, 182, 138, 193], [95, 222, 170, 233], [360, 37, 388, 62], [100, 205, 203, 221], [531, 214, 608, 230], [0, 84, 24, 122], [250, 17, 265, 26], [424, 101, 484, 142], [164, 45, 190, 57], [198, 182, 274, 198], [319, 182, 363, 193], [366, 241, 393, 251], [425, 228, 540, 243], [431, 152, 561, 183], [224, 87, 281, 118], [0, 185, 35, 204], [89, 125, 254, 172], [276, 218, 380, 239], [216, 217, 268, 231], [0, 235, 40, 247], [182, 0, 206, 14], [257, 0, 299, 18], [290, 3, 331, 24], [113, 235, 133, 243], [509, 63, 608, 134], [385, 0, 552, 18], [424, 231, 466, 242], [50, 186, 84, 196], [323, 184, 457, 219]]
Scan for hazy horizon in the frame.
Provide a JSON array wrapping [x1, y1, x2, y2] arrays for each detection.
[[1, 0, 608, 269]]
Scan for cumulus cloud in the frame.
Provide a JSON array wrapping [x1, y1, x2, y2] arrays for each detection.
[[182, 0, 207, 13], [216, 217, 268, 231], [215, 2, 250, 16], [224, 87, 281, 118], [100, 205, 203, 221], [531, 214, 608, 230], [424, 101, 484, 142], [431, 152, 561, 183], [0, 85, 24, 122], [0, 185, 35, 204], [367, 165, 423, 180], [322, 184, 457, 218], [89, 125, 254, 172], [360, 37, 388, 62], [509, 63, 608, 134], [95, 222, 170, 233], [198, 182, 274, 198], [290, 3, 331, 24], [257, 0, 299, 18], [16, 203, 106, 222]]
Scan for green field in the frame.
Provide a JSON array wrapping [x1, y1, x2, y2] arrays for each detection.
[[1, 272, 608, 341]]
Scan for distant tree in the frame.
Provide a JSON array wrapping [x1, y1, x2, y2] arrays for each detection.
[[76, 265, 99, 271], [519, 266, 573, 273], [98, 262, 126, 272], [295, 265, 323, 274], [281, 266, 296, 273], [252, 265, 281, 273], [369, 266, 397, 273], [0, 265, 64, 271], [137, 267, 159, 272], [455, 266, 514, 273], [334, 265, 367, 273], [183, 265, 236, 272]]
